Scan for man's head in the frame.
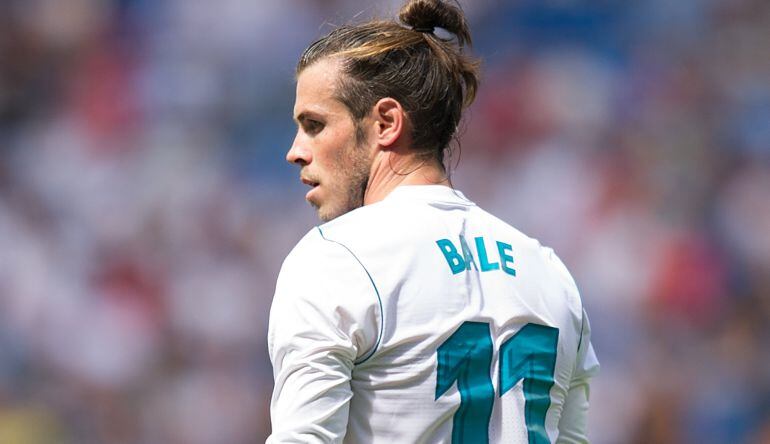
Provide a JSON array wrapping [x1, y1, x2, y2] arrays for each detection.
[[288, 58, 373, 222], [287, 0, 480, 222]]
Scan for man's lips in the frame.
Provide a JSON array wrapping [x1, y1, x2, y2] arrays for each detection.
[[301, 177, 319, 188], [301, 177, 320, 202]]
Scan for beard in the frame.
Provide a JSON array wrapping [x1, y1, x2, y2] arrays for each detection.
[[315, 139, 371, 222]]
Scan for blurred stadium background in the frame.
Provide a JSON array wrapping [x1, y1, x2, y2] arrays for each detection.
[[1, 0, 769, 443]]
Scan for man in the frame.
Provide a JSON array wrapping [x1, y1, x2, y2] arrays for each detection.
[[267, 1, 599, 442]]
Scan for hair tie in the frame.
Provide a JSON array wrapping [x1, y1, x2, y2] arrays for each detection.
[[412, 26, 435, 33]]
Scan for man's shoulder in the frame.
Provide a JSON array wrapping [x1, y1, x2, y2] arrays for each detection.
[[277, 225, 377, 301], [282, 225, 351, 270], [283, 226, 324, 263], [313, 198, 415, 249], [279, 227, 348, 284], [280, 212, 390, 276]]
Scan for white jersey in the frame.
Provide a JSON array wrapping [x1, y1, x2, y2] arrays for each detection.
[[268, 185, 599, 444]]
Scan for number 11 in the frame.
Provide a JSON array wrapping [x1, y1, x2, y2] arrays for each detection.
[[435, 321, 559, 444]]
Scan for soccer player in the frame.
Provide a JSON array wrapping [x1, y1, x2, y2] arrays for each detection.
[[267, 0, 599, 442]]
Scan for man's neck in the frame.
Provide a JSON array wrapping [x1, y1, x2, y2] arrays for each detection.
[[363, 150, 449, 205]]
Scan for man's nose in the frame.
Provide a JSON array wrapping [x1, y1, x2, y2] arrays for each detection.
[[286, 138, 311, 166]]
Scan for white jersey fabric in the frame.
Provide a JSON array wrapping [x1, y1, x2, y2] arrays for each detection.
[[268, 185, 599, 443]]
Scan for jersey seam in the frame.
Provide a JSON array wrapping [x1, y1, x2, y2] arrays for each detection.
[[317, 226, 384, 365], [577, 299, 585, 351]]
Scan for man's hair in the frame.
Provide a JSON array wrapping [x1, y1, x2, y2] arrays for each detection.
[[297, 0, 480, 168]]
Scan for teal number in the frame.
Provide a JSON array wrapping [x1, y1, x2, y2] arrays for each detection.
[[436, 322, 559, 444], [499, 324, 559, 444], [436, 322, 495, 444]]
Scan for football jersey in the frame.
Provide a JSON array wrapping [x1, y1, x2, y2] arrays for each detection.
[[268, 185, 599, 443]]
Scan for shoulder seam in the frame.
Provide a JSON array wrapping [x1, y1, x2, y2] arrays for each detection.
[[316, 226, 384, 365]]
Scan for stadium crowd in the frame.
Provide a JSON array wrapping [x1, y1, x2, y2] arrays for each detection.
[[0, 0, 768, 443]]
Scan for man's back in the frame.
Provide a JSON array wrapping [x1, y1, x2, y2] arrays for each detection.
[[268, 185, 599, 443]]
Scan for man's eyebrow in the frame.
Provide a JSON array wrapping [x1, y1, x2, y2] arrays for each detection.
[[294, 111, 324, 124], [294, 112, 308, 123]]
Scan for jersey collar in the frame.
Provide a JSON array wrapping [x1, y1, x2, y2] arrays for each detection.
[[384, 185, 474, 206]]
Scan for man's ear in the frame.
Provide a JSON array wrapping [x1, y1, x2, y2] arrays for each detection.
[[372, 97, 405, 148]]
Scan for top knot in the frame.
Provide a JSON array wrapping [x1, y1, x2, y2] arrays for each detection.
[[399, 0, 472, 47]]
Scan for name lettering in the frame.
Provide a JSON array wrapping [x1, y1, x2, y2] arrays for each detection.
[[436, 236, 516, 276]]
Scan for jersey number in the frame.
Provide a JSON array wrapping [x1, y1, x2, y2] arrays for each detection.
[[435, 321, 559, 444]]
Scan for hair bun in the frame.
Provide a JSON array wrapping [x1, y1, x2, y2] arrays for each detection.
[[398, 0, 472, 47]]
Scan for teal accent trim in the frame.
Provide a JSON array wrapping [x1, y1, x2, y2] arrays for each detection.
[[436, 239, 466, 274], [317, 227, 383, 365], [459, 235, 478, 271], [496, 241, 516, 276], [475, 237, 500, 271], [436, 321, 494, 444], [499, 324, 559, 444]]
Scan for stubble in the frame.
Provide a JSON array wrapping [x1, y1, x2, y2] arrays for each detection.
[[317, 138, 371, 222]]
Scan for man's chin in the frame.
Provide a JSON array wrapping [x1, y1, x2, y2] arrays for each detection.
[[309, 199, 333, 222], [314, 201, 363, 223], [316, 205, 340, 223]]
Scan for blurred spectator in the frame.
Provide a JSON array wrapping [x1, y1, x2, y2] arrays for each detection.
[[1, 0, 768, 442]]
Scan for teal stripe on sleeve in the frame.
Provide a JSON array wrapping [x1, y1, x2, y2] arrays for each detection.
[[317, 226, 384, 364]]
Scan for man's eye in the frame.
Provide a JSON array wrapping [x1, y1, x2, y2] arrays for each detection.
[[305, 120, 324, 135]]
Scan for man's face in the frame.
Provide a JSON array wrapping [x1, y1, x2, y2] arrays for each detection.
[[288, 58, 373, 222]]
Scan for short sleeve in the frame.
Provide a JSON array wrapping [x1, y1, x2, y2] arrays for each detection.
[[267, 229, 381, 443]]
